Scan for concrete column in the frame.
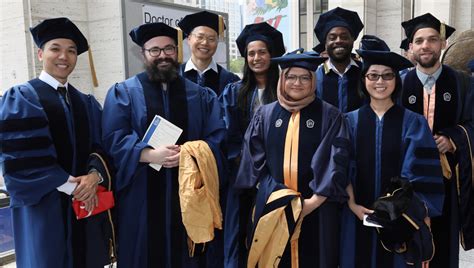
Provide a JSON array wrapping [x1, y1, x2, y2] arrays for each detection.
[[414, 0, 451, 24], [328, 0, 368, 50], [453, 0, 474, 34], [86, 0, 125, 103], [401, 0, 413, 35], [0, 0, 32, 93], [0, 0, 125, 103], [28, 0, 92, 92], [306, 0, 314, 49], [375, 0, 404, 52]]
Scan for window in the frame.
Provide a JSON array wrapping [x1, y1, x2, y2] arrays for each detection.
[[300, 0, 307, 12], [299, 0, 328, 49], [314, 0, 321, 12]]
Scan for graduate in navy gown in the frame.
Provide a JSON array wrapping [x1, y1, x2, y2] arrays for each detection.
[[398, 38, 416, 77], [400, 13, 474, 267], [219, 22, 285, 268], [102, 22, 226, 268], [236, 50, 350, 267], [0, 18, 114, 268], [359, 35, 390, 52], [178, 11, 239, 95], [313, 7, 364, 112], [340, 45, 445, 267]]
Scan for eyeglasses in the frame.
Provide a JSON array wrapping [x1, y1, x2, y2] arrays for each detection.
[[285, 74, 312, 85], [143, 45, 177, 57], [190, 33, 218, 44], [365, 72, 396, 81]]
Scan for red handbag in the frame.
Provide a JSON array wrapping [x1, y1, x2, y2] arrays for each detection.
[[72, 185, 114, 219]]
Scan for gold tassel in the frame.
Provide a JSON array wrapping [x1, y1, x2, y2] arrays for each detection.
[[218, 15, 224, 38], [440, 153, 452, 179], [87, 47, 99, 87], [176, 27, 183, 63], [290, 210, 304, 268], [187, 237, 195, 257], [440, 22, 446, 39], [323, 61, 330, 74]]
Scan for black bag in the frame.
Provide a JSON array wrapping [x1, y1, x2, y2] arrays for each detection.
[[367, 177, 434, 266], [368, 177, 418, 245]]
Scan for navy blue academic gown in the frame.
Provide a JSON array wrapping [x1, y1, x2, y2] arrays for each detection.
[[180, 63, 240, 96], [102, 72, 226, 268], [235, 99, 350, 267], [340, 104, 444, 268], [219, 81, 269, 268], [0, 80, 112, 268], [401, 66, 474, 268], [315, 61, 364, 113]]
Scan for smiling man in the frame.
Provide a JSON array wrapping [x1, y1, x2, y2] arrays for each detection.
[[178, 11, 239, 95], [313, 7, 365, 113], [0, 17, 113, 268], [102, 22, 226, 268], [400, 13, 474, 268]]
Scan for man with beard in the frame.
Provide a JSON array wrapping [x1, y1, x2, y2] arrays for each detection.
[[102, 22, 226, 268], [178, 11, 239, 95], [313, 7, 365, 112], [400, 13, 474, 268]]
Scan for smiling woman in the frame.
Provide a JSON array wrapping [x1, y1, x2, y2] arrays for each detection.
[[219, 22, 286, 267], [246, 40, 271, 75], [340, 45, 444, 268], [363, 65, 396, 113], [356, 49, 410, 112], [282, 67, 314, 102], [234, 49, 350, 267]]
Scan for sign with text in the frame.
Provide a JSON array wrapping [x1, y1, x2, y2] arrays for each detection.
[[123, 1, 229, 77], [142, 4, 228, 66]]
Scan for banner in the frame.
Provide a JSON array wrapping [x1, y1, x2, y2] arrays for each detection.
[[244, 0, 298, 52]]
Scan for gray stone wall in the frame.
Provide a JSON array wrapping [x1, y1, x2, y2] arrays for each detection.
[[1, 0, 473, 100], [0, 0, 125, 104]]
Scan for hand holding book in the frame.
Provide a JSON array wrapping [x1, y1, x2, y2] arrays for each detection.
[[142, 115, 183, 171]]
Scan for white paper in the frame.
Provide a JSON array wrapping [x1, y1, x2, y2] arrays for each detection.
[[363, 214, 383, 228], [57, 176, 77, 195], [142, 115, 183, 171]]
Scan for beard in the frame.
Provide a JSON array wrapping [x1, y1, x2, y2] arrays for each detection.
[[326, 44, 353, 63], [414, 51, 440, 68], [145, 58, 180, 83]]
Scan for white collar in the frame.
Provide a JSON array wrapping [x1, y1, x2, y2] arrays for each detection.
[[184, 58, 218, 76], [326, 58, 358, 77], [39, 70, 69, 90]]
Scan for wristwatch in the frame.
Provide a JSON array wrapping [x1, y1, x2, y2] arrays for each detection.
[[88, 168, 104, 184]]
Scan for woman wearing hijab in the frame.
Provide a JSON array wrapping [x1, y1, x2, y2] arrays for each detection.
[[340, 46, 444, 267], [219, 22, 285, 268], [235, 49, 350, 267]]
